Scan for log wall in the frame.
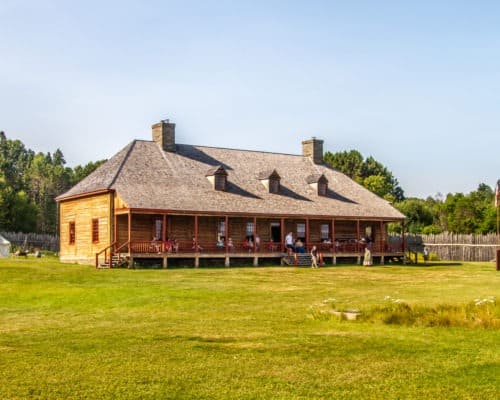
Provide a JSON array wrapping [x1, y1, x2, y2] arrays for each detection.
[[59, 193, 112, 264]]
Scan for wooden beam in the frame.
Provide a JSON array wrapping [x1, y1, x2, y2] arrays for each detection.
[[280, 217, 285, 252], [225, 215, 229, 254], [306, 217, 310, 250], [162, 214, 167, 242], [253, 216, 257, 254], [194, 215, 199, 254]]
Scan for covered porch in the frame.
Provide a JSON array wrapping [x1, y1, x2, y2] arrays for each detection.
[[95, 210, 405, 268]]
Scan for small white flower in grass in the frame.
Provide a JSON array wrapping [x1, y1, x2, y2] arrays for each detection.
[[475, 296, 495, 306], [322, 298, 336, 304]]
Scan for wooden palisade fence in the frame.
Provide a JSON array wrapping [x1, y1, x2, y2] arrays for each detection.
[[394, 233, 500, 262], [0, 232, 59, 253]]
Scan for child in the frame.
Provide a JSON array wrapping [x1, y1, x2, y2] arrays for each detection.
[[310, 245, 318, 268]]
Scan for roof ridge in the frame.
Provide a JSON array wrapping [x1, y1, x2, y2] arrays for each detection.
[[107, 140, 137, 189]]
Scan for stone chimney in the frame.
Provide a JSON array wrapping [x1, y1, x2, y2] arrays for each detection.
[[152, 119, 176, 152], [302, 137, 324, 164]]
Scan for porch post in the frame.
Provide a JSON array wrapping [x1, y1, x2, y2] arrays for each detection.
[[162, 214, 167, 242], [332, 218, 335, 252], [225, 215, 230, 268], [402, 220, 406, 253], [128, 211, 132, 253], [225, 215, 229, 255], [280, 217, 285, 253], [379, 220, 384, 252], [305, 217, 310, 251], [356, 219, 360, 252], [194, 215, 199, 267], [114, 213, 117, 249], [253, 216, 258, 266], [253, 216, 257, 254]]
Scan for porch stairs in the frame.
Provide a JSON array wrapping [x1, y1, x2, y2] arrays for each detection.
[[98, 254, 124, 269], [282, 253, 312, 266]]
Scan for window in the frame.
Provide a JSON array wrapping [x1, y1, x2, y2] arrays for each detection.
[[69, 221, 75, 245], [154, 219, 162, 240], [92, 219, 99, 243], [297, 223, 305, 240], [215, 174, 227, 191], [318, 181, 328, 196], [206, 165, 228, 191], [269, 178, 280, 194], [321, 224, 329, 240], [246, 222, 254, 237], [218, 220, 226, 239]]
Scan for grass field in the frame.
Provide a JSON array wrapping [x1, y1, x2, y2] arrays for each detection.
[[0, 257, 499, 399]]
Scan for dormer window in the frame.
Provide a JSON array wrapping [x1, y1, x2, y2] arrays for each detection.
[[206, 165, 228, 191], [259, 169, 281, 194], [307, 174, 328, 196]]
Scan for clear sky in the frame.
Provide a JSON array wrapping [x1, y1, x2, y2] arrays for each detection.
[[1, 0, 499, 198]]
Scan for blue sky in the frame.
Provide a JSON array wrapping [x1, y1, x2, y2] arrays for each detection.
[[1, 0, 499, 198]]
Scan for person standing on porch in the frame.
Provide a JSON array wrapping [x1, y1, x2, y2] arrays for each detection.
[[311, 245, 319, 268], [285, 232, 294, 254]]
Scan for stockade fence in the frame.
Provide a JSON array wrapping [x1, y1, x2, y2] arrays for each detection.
[[1, 232, 59, 253], [391, 233, 500, 262]]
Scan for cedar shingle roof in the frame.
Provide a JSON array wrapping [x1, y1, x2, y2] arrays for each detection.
[[57, 140, 405, 220]]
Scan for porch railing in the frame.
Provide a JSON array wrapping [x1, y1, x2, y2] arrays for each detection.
[[121, 239, 404, 255]]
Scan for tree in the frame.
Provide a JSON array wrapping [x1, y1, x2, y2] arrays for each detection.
[[324, 150, 405, 201]]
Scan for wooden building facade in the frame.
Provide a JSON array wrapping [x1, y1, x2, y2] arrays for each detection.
[[56, 121, 405, 267]]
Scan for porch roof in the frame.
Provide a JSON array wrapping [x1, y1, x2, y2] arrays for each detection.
[[57, 140, 405, 220]]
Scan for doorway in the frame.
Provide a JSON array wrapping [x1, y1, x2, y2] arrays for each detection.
[[270, 223, 281, 243]]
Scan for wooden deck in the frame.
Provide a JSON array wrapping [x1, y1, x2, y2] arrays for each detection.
[[105, 249, 405, 268]]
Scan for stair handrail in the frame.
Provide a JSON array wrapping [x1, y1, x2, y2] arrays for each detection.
[[95, 242, 117, 269]]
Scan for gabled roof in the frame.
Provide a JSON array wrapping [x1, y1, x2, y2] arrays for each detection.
[[306, 174, 328, 184], [258, 169, 281, 180], [57, 140, 405, 220], [205, 165, 227, 176]]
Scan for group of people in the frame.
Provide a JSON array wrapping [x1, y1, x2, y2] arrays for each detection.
[[286, 232, 322, 268], [151, 237, 179, 253]]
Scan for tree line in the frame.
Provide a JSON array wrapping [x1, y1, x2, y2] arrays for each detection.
[[0, 131, 105, 234], [0, 132, 497, 235], [324, 150, 498, 234]]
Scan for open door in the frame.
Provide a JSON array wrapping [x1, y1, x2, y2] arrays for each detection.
[[270, 222, 281, 242]]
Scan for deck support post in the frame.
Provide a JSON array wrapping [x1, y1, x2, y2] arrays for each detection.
[[195, 256, 199, 268], [128, 211, 132, 253], [333, 255, 337, 265], [380, 255, 385, 265], [162, 255, 167, 268], [128, 256, 134, 269], [225, 256, 230, 267], [280, 218, 285, 253], [253, 256, 258, 267], [357, 255, 361, 265], [306, 217, 309, 250]]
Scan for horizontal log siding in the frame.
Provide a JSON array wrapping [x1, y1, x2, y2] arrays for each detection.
[[168, 215, 194, 241], [59, 193, 112, 264]]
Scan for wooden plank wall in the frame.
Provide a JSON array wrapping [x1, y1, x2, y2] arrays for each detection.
[[59, 193, 111, 264]]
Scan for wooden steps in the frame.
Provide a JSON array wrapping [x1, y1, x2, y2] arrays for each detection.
[[282, 253, 313, 266]]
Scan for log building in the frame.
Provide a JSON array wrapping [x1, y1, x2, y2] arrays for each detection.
[[56, 120, 405, 267]]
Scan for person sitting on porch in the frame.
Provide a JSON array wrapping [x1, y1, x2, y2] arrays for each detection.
[[164, 238, 173, 253], [151, 236, 161, 253], [295, 238, 305, 253], [192, 237, 203, 251], [171, 239, 179, 253], [227, 237, 234, 252], [242, 238, 253, 251], [216, 237, 225, 249], [322, 238, 332, 251], [255, 234, 261, 251]]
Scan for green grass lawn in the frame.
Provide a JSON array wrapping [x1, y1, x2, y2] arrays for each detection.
[[0, 257, 499, 399]]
